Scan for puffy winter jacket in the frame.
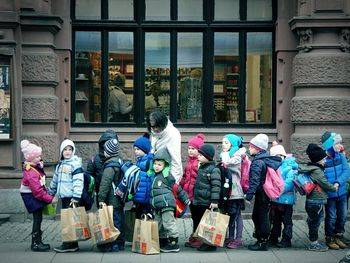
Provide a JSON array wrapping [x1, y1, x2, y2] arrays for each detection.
[[324, 152, 350, 198], [245, 151, 282, 201], [272, 156, 298, 205], [135, 153, 154, 172], [180, 155, 199, 201], [192, 161, 221, 206]]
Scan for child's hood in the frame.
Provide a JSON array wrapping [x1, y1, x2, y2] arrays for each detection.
[[148, 147, 171, 177], [59, 139, 76, 159]]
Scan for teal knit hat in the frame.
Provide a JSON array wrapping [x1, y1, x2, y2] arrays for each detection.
[[224, 134, 243, 157]]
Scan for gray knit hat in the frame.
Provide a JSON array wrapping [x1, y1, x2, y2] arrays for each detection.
[[104, 138, 120, 156]]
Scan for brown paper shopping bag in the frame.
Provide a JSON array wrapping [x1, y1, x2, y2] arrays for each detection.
[[88, 205, 120, 245], [132, 218, 160, 255], [61, 206, 91, 242], [194, 209, 230, 247]]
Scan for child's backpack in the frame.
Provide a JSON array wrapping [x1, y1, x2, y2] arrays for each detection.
[[72, 167, 95, 211], [240, 155, 251, 193], [216, 162, 233, 209], [105, 161, 141, 203], [293, 172, 316, 195], [263, 166, 284, 200], [173, 183, 187, 218]]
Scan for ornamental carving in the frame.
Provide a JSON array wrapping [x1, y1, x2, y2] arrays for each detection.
[[297, 29, 313, 52], [340, 29, 350, 52]]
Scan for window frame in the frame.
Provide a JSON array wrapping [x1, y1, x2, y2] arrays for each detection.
[[71, 0, 277, 128]]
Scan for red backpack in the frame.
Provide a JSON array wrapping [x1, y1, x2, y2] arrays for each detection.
[[263, 166, 284, 200], [173, 183, 187, 218], [240, 155, 251, 193]]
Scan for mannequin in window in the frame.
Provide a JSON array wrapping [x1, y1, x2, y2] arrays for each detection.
[[109, 73, 132, 122], [145, 82, 160, 115]]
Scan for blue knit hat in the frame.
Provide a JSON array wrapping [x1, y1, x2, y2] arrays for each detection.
[[133, 133, 151, 154], [224, 134, 243, 157]]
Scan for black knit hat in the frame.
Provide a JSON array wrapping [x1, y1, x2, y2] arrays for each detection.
[[198, 144, 215, 161], [306, 143, 327, 163]]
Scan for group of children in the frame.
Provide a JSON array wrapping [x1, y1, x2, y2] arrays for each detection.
[[19, 128, 349, 256]]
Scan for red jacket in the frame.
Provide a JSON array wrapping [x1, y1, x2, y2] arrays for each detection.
[[20, 163, 54, 204], [180, 156, 199, 201]]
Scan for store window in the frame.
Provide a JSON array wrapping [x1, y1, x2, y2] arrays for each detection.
[[72, 0, 275, 127], [0, 57, 11, 139]]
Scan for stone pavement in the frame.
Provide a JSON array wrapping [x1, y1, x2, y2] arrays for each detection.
[[0, 217, 348, 263]]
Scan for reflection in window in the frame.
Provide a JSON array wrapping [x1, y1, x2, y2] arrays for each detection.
[[146, 0, 170, 20], [145, 33, 170, 116], [178, 0, 203, 21], [108, 32, 134, 122], [0, 58, 11, 139], [75, 31, 101, 123], [215, 0, 239, 21], [247, 0, 272, 20], [246, 32, 272, 123], [177, 33, 203, 123], [109, 0, 133, 20], [214, 33, 239, 123], [75, 0, 101, 20]]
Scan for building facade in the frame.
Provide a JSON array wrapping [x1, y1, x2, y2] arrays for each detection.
[[0, 0, 349, 218]]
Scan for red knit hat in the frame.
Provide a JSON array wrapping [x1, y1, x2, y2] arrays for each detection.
[[188, 133, 206, 150]]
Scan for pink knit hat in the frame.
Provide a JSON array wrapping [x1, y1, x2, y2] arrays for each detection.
[[21, 140, 42, 162], [188, 133, 206, 150]]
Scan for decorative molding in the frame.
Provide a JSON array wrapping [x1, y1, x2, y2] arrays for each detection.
[[340, 28, 350, 52], [297, 29, 313, 52]]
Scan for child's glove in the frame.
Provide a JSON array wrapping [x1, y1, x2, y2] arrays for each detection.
[[52, 196, 58, 204]]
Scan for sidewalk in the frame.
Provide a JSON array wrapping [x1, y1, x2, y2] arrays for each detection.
[[0, 218, 348, 263]]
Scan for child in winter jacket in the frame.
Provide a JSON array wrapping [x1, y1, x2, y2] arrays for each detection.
[[192, 144, 221, 252], [133, 133, 154, 219], [149, 147, 190, 253], [299, 143, 337, 252], [320, 131, 350, 250], [98, 138, 125, 252], [20, 140, 54, 252], [220, 134, 246, 249], [48, 139, 84, 253], [245, 134, 282, 251], [268, 142, 298, 248], [180, 133, 205, 248]]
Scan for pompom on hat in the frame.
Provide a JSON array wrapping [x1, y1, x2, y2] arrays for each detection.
[[104, 138, 120, 156], [188, 133, 206, 150], [21, 140, 42, 162], [198, 144, 215, 161], [306, 143, 327, 163], [249, 133, 269, 151], [134, 133, 151, 154], [321, 131, 342, 150]]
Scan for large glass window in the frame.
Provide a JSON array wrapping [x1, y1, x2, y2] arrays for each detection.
[[72, 0, 275, 127], [0, 57, 11, 139]]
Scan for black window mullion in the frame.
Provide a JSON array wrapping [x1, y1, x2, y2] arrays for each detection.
[[71, 0, 76, 20], [71, 31, 77, 123], [135, 0, 144, 24], [204, 0, 214, 24], [238, 31, 246, 123], [101, 30, 109, 122], [135, 29, 145, 125], [169, 30, 177, 122], [203, 28, 214, 126], [240, 0, 247, 21], [101, 0, 108, 19], [171, 0, 177, 20]]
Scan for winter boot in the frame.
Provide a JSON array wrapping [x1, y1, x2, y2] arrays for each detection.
[[39, 231, 50, 250], [31, 232, 50, 252], [184, 234, 194, 247], [160, 237, 180, 253], [248, 239, 268, 251], [326, 236, 339, 250], [334, 236, 347, 249], [159, 238, 168, 249]]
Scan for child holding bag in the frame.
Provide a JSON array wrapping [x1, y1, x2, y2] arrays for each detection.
[[20, 140, 54, 252], [180, 133, 205, 248], [220, 134, 247, 249], [48, 139, 84, 253]]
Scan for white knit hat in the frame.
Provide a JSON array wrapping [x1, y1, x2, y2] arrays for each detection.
[[270, 144, 287, 157], [250, 134, 269, 151]]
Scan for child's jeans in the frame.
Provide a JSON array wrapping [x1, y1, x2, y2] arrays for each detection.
[[325, 194, 347, 237], [155, 210, 179, 239], [269, 202, 293, 242], [305, 201, 324, 242], [252, 189, 271, 241], [227, 199, 244, 240], [112, 207, 125, 247]]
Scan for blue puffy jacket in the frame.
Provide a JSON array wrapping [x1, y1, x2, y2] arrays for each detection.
[[324, 152, 350, 198], [272, 156, 298, 205], [135, 153, 154, 172], [133, 170, 154, 204]]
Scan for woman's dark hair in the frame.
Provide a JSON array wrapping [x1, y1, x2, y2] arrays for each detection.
[[146, 110, 168, 132]]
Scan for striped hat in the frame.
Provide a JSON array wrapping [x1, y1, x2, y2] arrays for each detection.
[[104, 138, 120, 156]]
